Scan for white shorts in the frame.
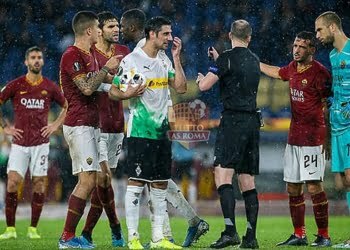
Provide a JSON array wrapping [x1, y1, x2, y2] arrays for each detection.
[[7, 143, 50, 178], [63, 125, 100, 175], [99, 132, 124, 168], [284, 144, 325, 183]]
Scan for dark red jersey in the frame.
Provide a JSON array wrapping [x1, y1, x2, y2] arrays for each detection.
[[279, 60, 331, 146], [93, 44, 130, 133], [59, 46, 99, 127], [0, 75, 66, 146]]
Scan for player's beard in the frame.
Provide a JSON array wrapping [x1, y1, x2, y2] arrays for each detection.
[[105, 34, 118, 44], [29, 64, 42, 74]]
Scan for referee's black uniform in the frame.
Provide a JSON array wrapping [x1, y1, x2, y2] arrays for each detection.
[[213, 47, 261, 174]]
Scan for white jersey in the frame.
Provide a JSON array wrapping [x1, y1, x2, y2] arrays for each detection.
[[136, 38, 173, 107], [120, 47, 175, 139]]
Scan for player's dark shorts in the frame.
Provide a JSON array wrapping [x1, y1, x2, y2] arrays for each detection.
[[214, 111, 260, 175], [127, 137, 171, 182]]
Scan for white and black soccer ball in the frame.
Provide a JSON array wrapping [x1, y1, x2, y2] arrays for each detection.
[[118, 70, 146, 92]]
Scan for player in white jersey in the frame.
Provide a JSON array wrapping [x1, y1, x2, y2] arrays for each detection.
[[116, 16, 187, 249], [121, 9, 209, 247]]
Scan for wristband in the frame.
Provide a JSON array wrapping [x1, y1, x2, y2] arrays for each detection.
[[101, 66, 110, 74]]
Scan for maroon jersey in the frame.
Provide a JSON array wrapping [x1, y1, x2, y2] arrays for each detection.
[[93, 44, 130, 133], [60, 46, 99, 127], [0, 75, 66, 146], [279, 60, 331, 146]]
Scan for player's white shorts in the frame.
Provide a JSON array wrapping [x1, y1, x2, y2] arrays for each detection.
[[7, 143, 50, 178], [63, 125, 100, 175], [284, 144, 325, 183], [99, 132, 124, 168]]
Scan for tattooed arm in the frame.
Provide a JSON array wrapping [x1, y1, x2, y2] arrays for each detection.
[[73, 55, 122, 96], [73, 66, 109, 96]]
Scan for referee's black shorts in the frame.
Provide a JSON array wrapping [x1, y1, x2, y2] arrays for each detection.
[[214, 112, 260, 175], [127, 137, 171, 182]]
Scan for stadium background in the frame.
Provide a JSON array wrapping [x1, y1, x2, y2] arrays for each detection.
[[0, 0, 349, 214]]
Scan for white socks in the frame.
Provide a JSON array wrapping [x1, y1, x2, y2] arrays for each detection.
[[167, 179, 200, 227], [125, 185, 144, 240], [150, 186, 167, 242]]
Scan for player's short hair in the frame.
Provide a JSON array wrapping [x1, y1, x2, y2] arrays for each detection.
[[121, 8, 146, 31], [72, 11, 98, 36], [296, 31, 316, 47], [25, 46, 42, 59], [230, 19, 252, 41], [98, 11, 117, 30], [145, 16, 171, 39], [316, 11, 342, 31]]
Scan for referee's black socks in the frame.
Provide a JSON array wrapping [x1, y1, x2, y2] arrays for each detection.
[[217, 184, 237, 236], [242, 188, 259, 240]]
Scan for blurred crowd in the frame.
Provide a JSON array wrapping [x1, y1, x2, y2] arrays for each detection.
[[1, 0, 349, 84]]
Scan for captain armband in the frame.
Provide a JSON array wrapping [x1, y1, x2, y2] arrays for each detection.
[[208, 65, 219, 75], [100, 66, 110, 74]]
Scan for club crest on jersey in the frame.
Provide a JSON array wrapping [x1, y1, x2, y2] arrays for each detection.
[[301, 79, 308, 87], [41, 90, 48, 96], [73, 62, 81, 72], [86, 157, 93, 165], [340, 60, 346, 69]]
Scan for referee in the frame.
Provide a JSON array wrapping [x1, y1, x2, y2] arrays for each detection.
[[197, 19, 260, 249]]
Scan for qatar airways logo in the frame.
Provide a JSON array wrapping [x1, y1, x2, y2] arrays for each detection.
[[20, 98, 45, 109], [290, 88, 304, 102]]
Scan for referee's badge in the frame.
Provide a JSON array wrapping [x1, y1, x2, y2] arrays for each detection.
[[301, 79, 308, 87]]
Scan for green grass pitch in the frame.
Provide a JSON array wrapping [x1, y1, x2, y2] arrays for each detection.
[[0, 216, 348, 249]]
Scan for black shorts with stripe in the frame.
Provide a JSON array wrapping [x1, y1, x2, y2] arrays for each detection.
[[127, 137, 171, 182], [214, 111, 260, 175]]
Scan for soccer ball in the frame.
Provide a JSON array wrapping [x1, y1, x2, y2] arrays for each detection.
[[114, 69, 146, 92]]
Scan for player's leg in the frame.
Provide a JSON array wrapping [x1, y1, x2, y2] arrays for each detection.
[[59, 126, 99, 249], [236, 118, 259, 249], [210, 114, 241, 249], [332, 131, 350, 248], [210, 166, 240, 249], [125, 180, 144, 249], [27, 143, 50, 239], [0, 144, 29, 240], [81, 187, 102, 244], [332, 131, 350, 212], [125, 137, 146, 249], [81, 133, 124, 246], [306, 181, 331, 247], [146, 138, 181, 249], [97, 161, 124, 247], [276, 182, 307, 246], [277, 144, 307, 247], [343, 166, 350, 213], [238, 174, 259, 249], [149, 181, 168, 244], [100, 133, 125, 247], [166, 179, 209, 247]]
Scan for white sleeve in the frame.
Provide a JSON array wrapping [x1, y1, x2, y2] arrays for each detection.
[[97, 83, 112, 92]]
